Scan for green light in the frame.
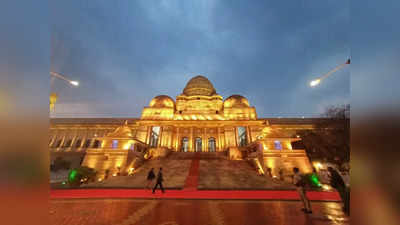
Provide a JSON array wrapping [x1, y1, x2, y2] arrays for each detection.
[[309, 173, 322, 187], [68, 169, 78, 182]]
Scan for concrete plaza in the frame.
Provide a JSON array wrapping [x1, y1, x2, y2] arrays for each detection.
[[50, 198, 349, 225]]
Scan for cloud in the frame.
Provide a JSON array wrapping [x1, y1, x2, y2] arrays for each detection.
[[50, 1, 350, 118]]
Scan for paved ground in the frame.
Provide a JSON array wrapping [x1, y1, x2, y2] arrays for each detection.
[[50, 199, 349, 225], [198, 160, 293, 190]]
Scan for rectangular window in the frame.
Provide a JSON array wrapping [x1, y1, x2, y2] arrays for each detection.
[[150, 126, 160, 147], [274, 140, 282, 150], [237, 126, 247, 147], [112, 140, 118, 149]]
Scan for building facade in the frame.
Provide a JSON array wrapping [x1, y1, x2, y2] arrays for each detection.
[[50, 75, 315, 177]]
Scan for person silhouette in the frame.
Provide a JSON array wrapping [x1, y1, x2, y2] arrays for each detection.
[[146, 168, 155, 189], [152, 167, 165, 194]]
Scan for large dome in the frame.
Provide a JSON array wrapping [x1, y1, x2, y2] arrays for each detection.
[[149, 95, 175, 108], [182, 75, 217, 96], [224, 95, 250, 108]]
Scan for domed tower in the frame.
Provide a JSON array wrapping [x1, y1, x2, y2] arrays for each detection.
[[223, 95, 257, 120], [141, 95, 175, 120], [176, 75, 223, 116], [182, 75, 217, 96]]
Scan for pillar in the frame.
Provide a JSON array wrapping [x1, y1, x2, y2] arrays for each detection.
[[203, 127, 207, 152], [190, 127, 193, 152], [59, 130, 66, 149], [158, 126, 163, 148], [49, 129, 58, 147], [145, 126, 151, 145], [80, 128, 88, 149], [234, 126, 239, 147], [246, 126, 251, 145], [176, 127, 180, 151]]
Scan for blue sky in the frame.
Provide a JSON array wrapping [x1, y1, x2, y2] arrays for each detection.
[[50, 1, 350, 118]]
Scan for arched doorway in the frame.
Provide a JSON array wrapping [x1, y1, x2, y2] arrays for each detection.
[[208, 137, 216, 152], [195, 137, 202, 152], [181, 137, 189, 152]]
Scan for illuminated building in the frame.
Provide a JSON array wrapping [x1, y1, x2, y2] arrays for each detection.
[[50, 75, 314, 177]]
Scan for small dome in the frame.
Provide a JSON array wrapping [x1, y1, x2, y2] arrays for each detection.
[[224, 95, 250, 108], [149, 95, 175, 108], [182, 75, 217, 96], [106, 121, 133, 138]]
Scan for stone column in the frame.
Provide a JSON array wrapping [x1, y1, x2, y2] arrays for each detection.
[[217, 127, 221, 151], [234, 127, 239, 147], [70, 129, 78, 150], [59, 130, 66, 149], [176, 127, 180, 151], [80, 128, 88, 149], [49, 129, 58, 147], [146, 126, 151, 145], [246, 126, 251, 144], [190, 127, 193, 152], [158, 126, 163, 148], [89, 129, 97, 148], [203, 127, 207, 152]]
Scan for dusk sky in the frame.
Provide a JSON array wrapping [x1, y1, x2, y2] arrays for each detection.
[[50, 1, 350, 118]]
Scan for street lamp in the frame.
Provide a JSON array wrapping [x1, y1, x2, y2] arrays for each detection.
[[50, 71, 80, 111], [309, 59, 350, 87], [50, 71, 79, 87]]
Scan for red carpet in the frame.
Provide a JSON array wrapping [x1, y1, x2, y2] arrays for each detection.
[[184, 158, 200, 190], [50, 189, 341, 201]]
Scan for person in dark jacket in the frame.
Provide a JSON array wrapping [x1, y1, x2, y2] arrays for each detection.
[[293, 167, 312, 213], [328, 167, 349, 215], [152, 167, 165, 194], [146, 168, 155, 189]]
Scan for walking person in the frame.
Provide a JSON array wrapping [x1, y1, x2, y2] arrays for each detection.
[[152, 167, 165, 194], [146, 168, 155, 189], [328, 167, 350, 215], [293, 167, 312, 214]]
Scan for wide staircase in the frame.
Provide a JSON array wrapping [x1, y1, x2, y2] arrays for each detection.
[[167, 151, 228, 160]]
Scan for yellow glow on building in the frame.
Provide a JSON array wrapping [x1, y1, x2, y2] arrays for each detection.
[[58, 75, 313, 179], [286, 142, 293, 150], [313, 162, 323, 170], [255, 159, 265, 175]]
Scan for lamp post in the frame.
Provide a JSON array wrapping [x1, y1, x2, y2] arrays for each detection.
[[50, 71, 79, 111], [309, 59, 350, 87]]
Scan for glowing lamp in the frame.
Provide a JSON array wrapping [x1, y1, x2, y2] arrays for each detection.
[[322, 184, 330, 190], [310, 79, 320, 87], [70, 81, 79, 86]]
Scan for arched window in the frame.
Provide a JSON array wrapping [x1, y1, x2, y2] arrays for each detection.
[[84, 139, 92, 148], [237, 126, 247, 147], [181, 137, 189, 152], [195, 137, 202, 152], [208, 137, 216, 152], [150, 126, 160, 147], [93, 140, 101, 148], [274, 140, 282, 150], [75, 139, 82, 147], [112, 140, 118, 149]]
